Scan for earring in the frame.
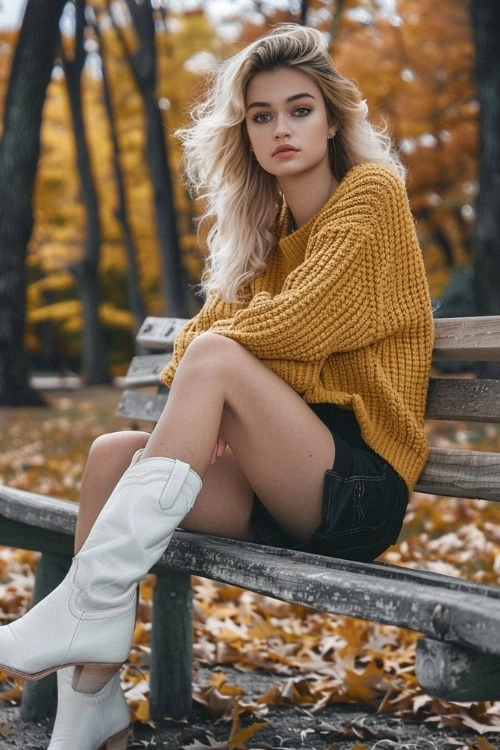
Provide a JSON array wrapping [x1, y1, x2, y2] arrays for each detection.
[[328, 132, 335, 139]]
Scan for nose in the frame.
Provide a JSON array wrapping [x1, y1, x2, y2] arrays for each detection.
[[273, 113, 291, 139]]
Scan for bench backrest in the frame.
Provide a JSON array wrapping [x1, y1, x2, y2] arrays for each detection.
[[118, 316, 500, 503]]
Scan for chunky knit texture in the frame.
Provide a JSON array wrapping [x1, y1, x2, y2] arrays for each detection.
[[161, 163, 434, 491]]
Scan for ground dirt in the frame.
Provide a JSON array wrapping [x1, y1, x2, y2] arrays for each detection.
[[1, 666, 498, 750]]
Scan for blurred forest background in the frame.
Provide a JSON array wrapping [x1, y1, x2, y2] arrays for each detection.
[[0, 0, 498, 406]]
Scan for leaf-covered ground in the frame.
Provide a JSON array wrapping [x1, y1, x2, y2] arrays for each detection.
[[1, 385, 500, 749]]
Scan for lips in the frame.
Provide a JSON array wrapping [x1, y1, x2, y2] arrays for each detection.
[[272, 145, 299, 156]]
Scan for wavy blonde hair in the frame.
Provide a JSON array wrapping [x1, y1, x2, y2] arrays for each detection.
[[178, 23, 406, 302]]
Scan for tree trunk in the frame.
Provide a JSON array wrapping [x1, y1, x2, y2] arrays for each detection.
[[300, 0, 309, 25], [0, 0, 67, 406], [109, 0, 189, 317], [63, 0, 109, 384], [470, 0, 500, 378], [90, 10, 147, 342]]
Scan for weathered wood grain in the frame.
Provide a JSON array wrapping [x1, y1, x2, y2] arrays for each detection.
[[120, 373, 500, 424], [433, 316, 500, 361], [3, 486, 500, 655], [155, 532, 500, 656], [123, 353, 171, 388], [137, 317, 188, 351], [0, 486, 77, 536], [117, 390, 168, 422], [416, 447, 500, 501], [416, 637, 500, 701], [149, 571, 193, 721], [425, 378, 500, 421], [136, 315, 500, 361]]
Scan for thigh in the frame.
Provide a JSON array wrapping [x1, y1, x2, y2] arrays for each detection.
[[179, 446, 257, 541], [210, 341, 337, 544], [86, 431, 256, 541]]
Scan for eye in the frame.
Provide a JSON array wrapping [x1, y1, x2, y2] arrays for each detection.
[[294, 106, 312, 117], [252, 112, 271, 123]]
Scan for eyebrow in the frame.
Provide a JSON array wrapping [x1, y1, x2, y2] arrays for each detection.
[[246, 92, 316, 111]]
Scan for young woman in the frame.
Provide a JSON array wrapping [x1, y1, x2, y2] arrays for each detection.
[[0, 23, 433, 749]]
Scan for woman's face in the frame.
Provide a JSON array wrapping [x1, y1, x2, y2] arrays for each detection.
[[245, 67, 334, 183]]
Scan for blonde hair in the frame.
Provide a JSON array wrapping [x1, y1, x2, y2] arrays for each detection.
[[178, 23, 406, 302]]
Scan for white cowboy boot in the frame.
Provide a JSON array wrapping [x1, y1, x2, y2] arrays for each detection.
[[48, 667, 130, 750], [0, 456, 202, 692]]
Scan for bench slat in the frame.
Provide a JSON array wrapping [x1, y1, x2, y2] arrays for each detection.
[[136, 315, 500, 361], [137, 317, 188, 351], [120, 369, 500, 425], [117, 390, 168, 421], [2, 487, 500, 656], [123, 354, 171, 388], [156, 532, 500, 657], [416, 447, 500, 500], [433, 316, 500, 361], [425, 378, 500, 421]]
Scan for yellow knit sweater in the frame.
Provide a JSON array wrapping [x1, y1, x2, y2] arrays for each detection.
[[161, 163, 434, 492]]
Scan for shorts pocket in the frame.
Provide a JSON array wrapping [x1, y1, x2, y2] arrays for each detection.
[[303, 455, 408, 562]]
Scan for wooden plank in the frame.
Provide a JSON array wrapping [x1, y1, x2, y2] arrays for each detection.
[[117, 390, 168, 422], [136, 317, 188, 351], [123, 353, 171, 388], [417, 447, 500, 501], [433, 316, 500, 361], [120, 372, 500, 424], [135, 315, 500, 361], [416, 637, 500, 701], [0, 487, 77, 536], [2, 486, 500, 603], [150, 571, 193, 721], [3, 487, 500, 654], [118, 397, 500, 501], [426, 378, 500, 422], [156, 531, 500, 656]]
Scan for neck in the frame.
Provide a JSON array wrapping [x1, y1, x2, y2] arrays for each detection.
[[279, 166, 339, 229]]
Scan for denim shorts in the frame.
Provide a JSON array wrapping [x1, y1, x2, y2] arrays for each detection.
[[250, 403, 409, 563]]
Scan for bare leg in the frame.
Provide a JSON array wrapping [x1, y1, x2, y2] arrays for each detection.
[[75, 431, 258, 554], [142, 333, 336, 543], [74, 431, 150, 553]]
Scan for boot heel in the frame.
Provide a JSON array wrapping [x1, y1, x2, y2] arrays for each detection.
[[72, 663, 122, 694], [104, 728, 129, 750]]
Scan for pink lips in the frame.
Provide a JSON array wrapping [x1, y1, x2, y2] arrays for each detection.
[[272, 145, 299, 157]]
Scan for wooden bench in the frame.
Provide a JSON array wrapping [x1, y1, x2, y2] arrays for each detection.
[[2, 314, 500, 723]]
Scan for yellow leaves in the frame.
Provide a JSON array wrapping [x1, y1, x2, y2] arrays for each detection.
[[228, 704, 268, 750], [99, 303, 133, 329], [28, 299, 82, 325]]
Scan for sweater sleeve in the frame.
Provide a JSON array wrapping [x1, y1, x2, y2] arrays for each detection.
[[160, 291, 243, 387], [208, 226, 384, 362], [208, 177, 413, 362]]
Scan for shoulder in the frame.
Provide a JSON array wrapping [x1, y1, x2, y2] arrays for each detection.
[[341, 162, 407, 203], [313, 163, 410, 236]]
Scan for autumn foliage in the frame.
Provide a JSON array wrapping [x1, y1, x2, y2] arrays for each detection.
[[1, 388, 500, 745], [0, 0, 477, 374]]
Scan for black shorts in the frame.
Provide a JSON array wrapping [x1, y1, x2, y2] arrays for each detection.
[[250, 403, 409, 562]]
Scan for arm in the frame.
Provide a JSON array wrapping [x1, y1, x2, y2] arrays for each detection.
[[208, 176, 418, 362], [208, 224, 380, 362], [160, 290, 244, 387]]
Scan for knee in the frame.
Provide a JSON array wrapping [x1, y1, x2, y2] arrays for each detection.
[[182, 333, 246, 377], [86, 431, 149, 471]]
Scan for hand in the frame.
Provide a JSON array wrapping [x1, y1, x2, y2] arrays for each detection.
[[210, 434, 227, 465]]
